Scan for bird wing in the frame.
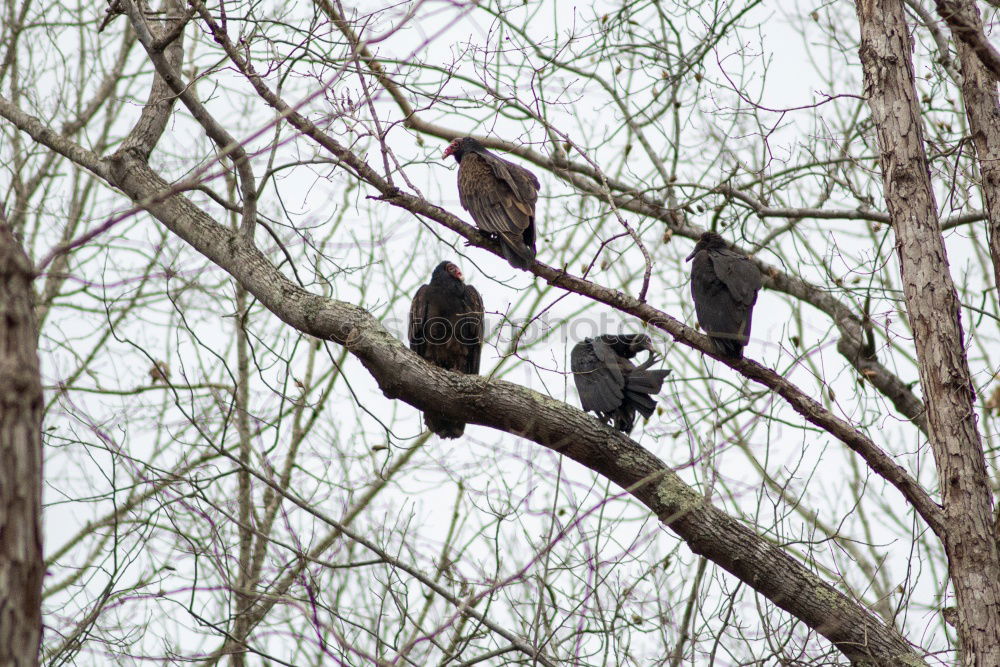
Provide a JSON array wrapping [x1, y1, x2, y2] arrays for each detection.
[[691, 252, 749, 345], [571, 339, 625, 413], [461, 285, 485, 375], [485, 154, 540, 211], [458, 153, 534, 237], [408, 284, 430, 357], [712, 250, 762, 307]]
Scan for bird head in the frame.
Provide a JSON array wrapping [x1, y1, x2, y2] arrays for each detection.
[[629, 334, 658, 357], [604, 333, 657, 358], [442, 137, 485, 162], [432, 260, 464, 283], [685, 231, 728, 261]]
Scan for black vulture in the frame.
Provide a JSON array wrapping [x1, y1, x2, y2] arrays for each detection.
[[686, 231, 763, 359], [571, 334, 671, 433], [443, 137, 539, 269], [408, 261, 485, 438]]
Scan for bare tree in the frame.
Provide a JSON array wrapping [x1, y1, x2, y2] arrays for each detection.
[[1, 0, 999, 664]]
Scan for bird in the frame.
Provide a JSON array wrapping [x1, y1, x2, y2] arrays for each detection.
[[443, 136, 540, 269], [686, 231, 763, 359], [570, 334, 671, 434], [408, 261, 485, 438]]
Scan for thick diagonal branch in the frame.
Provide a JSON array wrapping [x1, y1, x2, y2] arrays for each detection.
[[933, 0, 1000, 80]]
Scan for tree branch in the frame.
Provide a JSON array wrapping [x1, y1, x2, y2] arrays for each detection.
[[937, 0, 1000, 320], [0, 85, 945, 538]]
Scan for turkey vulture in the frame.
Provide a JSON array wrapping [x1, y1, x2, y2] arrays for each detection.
[[408, 261, 485, 439], [686, 231, 763, 359], [443, 137, 539, 269], [571, 334, 671, 434]]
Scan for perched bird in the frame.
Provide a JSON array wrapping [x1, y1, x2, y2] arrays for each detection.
[[408, 261, 485, 438], [686, 231, 763, 359], [571, 334, 671, 434], [443, 137, 540, 269]]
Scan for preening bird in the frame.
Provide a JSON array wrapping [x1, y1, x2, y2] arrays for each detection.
[[571, 334, 671, 434], [686, 231, 763, 359], [408, 261, 485, 439], [443, 137, 540, 269]]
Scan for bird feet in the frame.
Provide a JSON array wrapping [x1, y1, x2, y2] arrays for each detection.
[[370, 186, 402, 202]]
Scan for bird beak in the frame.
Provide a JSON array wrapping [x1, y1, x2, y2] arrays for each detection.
[[642, 339, 659, 356], [685, 248, 697, 262], [442, 144, 454, 158]]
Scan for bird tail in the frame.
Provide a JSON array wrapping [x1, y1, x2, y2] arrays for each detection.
[[623, 369, 670, 421], [499, 234, 535, 270], [624, 391, 657, 420], [710, 336, 744, 359], [424, 412, 465, 439]]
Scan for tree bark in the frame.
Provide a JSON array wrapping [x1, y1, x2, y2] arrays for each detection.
[[0, 223, 44, 666], [855, 0, 1000, 663]]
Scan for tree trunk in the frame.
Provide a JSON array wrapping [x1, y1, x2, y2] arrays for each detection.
[[0, 223, 44, 666], [855, 0, 1000, 663]]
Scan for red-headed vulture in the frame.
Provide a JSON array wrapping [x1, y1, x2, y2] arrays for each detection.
[[408, 261, 485, 438], [571, 334, 671, 433], [686, 232, 762, 359], [443, 137, 539, 269]]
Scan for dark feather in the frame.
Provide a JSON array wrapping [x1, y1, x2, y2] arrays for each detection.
[[571, 340, 624, 413], [570, 334, 671, 434], [423, 414, 465, 439], [445, 137, 539, 269], [624, 390, 658, 419], [408, 261, 485, 439], [626, 368, 672, 394], [687, 232, 762, 359]]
